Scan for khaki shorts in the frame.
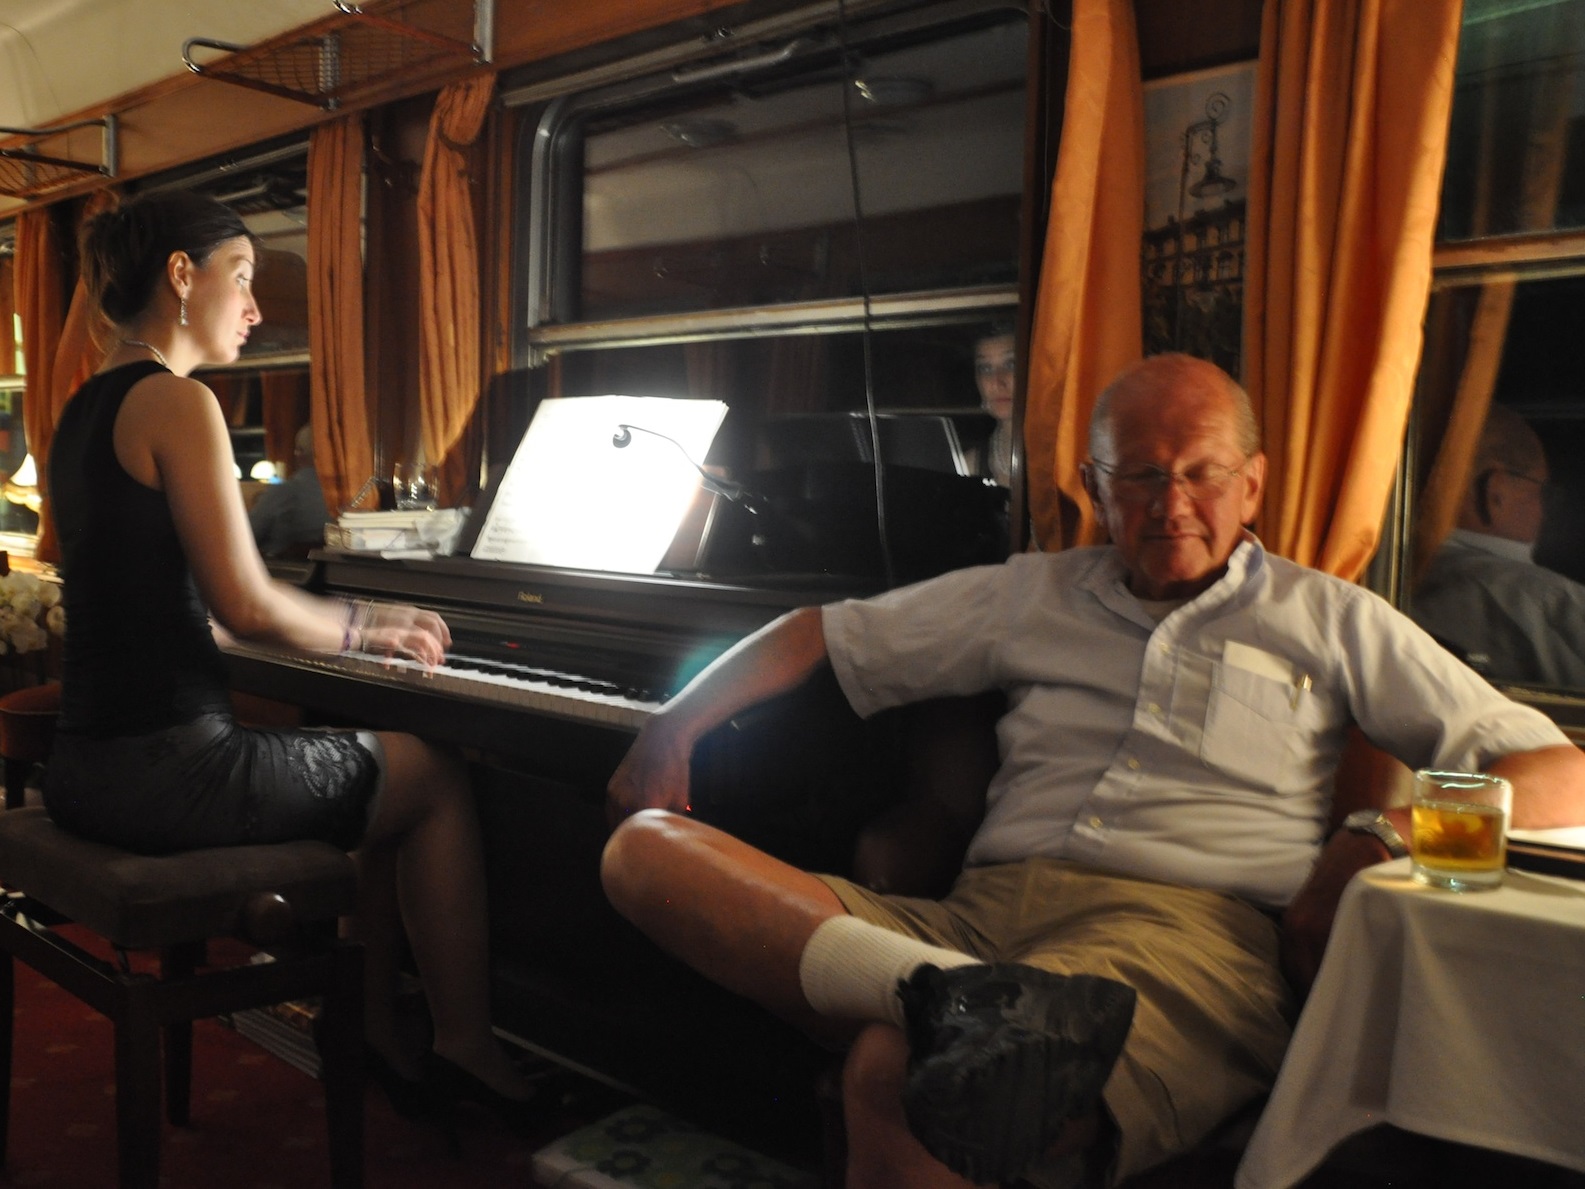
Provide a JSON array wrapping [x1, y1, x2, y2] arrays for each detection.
[[814, 858, 1293, 1183]]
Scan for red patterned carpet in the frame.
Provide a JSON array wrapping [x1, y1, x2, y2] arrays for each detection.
[[11, 934, 1581, 1189], [1, 942, 629, 1189]]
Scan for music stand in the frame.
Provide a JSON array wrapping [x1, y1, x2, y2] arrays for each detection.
[[471, 395, 728, 573]]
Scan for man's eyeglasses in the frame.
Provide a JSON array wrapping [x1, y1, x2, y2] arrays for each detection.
[[1088, 459, 1248, 504], [1493, 467, 1550, 494]]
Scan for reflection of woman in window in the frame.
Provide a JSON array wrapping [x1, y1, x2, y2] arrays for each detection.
[[974, 325, 1017, 488], [46, 191, 533, 1124]]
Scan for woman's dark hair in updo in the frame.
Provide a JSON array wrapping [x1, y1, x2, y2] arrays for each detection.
[[81, 190, 256, 325]]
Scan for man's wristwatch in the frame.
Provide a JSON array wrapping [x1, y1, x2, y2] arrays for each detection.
[[1341, 809, 1409, 859]]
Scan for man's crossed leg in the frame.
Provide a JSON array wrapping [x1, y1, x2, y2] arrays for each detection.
[[599, 812, 1199, 1186]]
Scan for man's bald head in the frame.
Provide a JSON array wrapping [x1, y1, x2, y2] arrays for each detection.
[[1472, 403, 1544, 477], [1089, 353, 1260, 462], [1460, 404, 1548, 544]]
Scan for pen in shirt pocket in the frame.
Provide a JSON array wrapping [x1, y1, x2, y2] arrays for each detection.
[[1290, 672, 1312, 709]]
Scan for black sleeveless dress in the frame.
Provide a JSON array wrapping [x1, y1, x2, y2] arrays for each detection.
[[43, 361, 379, 854]]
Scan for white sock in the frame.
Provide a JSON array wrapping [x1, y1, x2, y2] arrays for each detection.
[[797, 914, 981, 1027]]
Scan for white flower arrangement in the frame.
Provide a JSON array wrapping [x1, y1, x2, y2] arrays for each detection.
[[0, 572, 64, 655]]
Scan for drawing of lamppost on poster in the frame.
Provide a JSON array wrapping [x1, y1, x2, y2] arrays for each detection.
[[1142, 63, 1253, 376]]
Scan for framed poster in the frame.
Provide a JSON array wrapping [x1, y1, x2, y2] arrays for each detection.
[[1141, 60, 1257, 378]]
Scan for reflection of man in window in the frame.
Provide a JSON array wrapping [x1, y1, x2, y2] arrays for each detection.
[[248, 424, 329, 558], [1412, 403, 1585, 688]]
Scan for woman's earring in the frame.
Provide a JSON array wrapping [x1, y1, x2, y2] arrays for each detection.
[[179, 297, 188, 327]]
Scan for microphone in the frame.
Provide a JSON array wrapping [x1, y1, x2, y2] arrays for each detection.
[[611, 423, 762, 512]]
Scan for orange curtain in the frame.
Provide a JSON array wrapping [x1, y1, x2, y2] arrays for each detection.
[[33, 192, 119, 561], [1022, 0, 1145, 552], [205, 374, 249, 427], [16, 209, 68, 560], [308, 114, 376, 515], [1244, 0, 1462, 580], [52, 192, 118, 401], [417, 73, 495, 506], [261, 370, 312, 471], [0, 255, 15, 373]]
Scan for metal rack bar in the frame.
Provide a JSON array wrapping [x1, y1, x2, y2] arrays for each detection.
[[0, 115, 118, 199], [184, 0, 493, 111]]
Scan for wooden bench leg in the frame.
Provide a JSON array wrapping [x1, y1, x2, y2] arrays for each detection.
[[3, 758, 28, 812], [320, 941, 365, 1189], [0, 951, 12, 1165], [160, 943, 202, 1126], [114, 978, 162, 1189]]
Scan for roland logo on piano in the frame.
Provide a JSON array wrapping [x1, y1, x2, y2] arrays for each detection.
[[517, 591, 545, 604]]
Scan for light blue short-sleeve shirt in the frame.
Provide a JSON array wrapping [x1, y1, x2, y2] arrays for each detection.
[[821, 538, 1566, 908]]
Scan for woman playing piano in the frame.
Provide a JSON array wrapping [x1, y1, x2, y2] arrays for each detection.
[[43, 189, 533, 1126]]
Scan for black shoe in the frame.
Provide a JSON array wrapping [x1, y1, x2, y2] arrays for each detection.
[[365, 1044, 439, 1121], [896, 963, 1137, 1185], [307, 1013, 438, 1123], [423, 1051, 545, 1136]]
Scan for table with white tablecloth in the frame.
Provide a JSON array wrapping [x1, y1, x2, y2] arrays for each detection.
[[1236, 858, 1585, 1189]]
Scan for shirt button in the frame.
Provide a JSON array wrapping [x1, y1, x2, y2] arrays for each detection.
[[1126, 758, 1141, 771], [1147, 702, 1162, 716], [1158, 642, 1171, 654], [1088, 815, 1104, 829]]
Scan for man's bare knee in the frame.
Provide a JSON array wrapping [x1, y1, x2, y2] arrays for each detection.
[[601, 809, 696, 916]]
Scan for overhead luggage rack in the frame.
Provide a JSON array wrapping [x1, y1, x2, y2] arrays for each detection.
[[0, 116, 118, 199], [183, 0, 493, 111]]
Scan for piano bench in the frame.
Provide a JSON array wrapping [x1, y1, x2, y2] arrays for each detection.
[[0, 682, 61, 811], [0, 807, 364, 1189]]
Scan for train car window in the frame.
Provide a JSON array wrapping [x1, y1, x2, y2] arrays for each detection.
[[0, 222, 39, 541], [1438, 0, 1585, 243], [1398, 0, 1585, 730], [510, 0, 1027, 587], [560, 15, 1024, 321]]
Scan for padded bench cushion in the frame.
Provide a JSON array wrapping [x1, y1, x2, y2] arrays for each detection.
[[0, 807, 358, 949], [0, 682, 63, 764]]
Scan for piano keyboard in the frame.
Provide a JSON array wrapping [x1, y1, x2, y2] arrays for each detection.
[[222, 640, 662, 731]]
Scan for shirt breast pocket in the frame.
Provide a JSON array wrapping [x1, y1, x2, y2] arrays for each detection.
[[1200, 661, 1314, 790]]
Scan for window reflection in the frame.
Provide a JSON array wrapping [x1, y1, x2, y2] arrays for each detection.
[[0, 386, 36, 538], [547, 318, 1014, 584], [516, 1, 1028, 586], [1439, 0, 1585, 242], [0, 234, 36, 539], [570, 12, 1026, 322], [1401, 0, 1585, 712], [1406, 273, 1585, 691]]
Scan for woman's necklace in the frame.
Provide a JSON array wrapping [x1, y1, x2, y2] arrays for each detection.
[[120, 339, 169, 369]]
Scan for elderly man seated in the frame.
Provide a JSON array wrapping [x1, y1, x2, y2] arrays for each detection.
[[601, 353, 1585, 1188]]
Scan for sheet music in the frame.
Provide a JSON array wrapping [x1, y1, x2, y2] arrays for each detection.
[[471, 395, 728, 572], [1509, 825, 1585, 853]]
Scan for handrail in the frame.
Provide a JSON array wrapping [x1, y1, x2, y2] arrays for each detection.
[[671, 38, 812, 85]]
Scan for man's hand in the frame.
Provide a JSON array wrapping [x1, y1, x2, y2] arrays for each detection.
[[604, 607, 832, 830], [606, 715, 695, 827], [1280, 818, 1403, 998]]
